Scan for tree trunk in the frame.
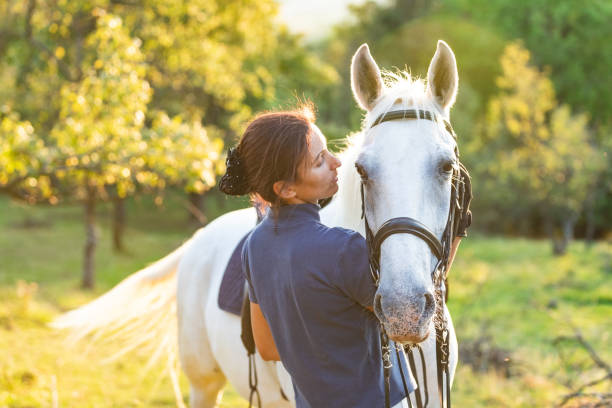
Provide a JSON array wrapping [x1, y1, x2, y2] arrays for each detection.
[[187, 192, 206, 225], [112, 197, 126, 253], [552, 216, 576, 256], [563, 216, 576, 245], [585, 194, 596, 247], [82, 186, 98, 289]]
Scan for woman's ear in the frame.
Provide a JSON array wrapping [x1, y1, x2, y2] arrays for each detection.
[[273, 180, 297, 201]]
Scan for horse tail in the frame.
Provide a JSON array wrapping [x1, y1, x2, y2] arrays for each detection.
[[50, 238, 191, 367]]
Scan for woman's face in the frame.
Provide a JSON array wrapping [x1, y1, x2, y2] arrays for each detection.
[[285, 124, 341, 205]]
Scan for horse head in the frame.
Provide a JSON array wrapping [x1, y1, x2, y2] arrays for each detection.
[[351, 41, 459, 343]]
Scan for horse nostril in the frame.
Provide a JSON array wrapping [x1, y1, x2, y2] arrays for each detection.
[[374, 293, 384, 319], [424, 292, 435, 315]]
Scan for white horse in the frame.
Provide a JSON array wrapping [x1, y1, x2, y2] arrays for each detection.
[[53, 41, 460, 407]]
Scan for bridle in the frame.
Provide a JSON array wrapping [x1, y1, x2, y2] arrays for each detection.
[[360, 109, 470, 408], [363, 108, 467, 408]]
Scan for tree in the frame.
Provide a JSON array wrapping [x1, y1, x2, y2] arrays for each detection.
[[1, 0, 337, 286], [469, 43, 603, 253], [314, 2, 507, 144], [0, 10, 224, 288], [444, 0, 612, 236], [48, 13, 156, 287], [444, 0, 612, 126], [0, 108, 53, 203]]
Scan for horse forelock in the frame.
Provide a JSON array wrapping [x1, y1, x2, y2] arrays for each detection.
[[363, 70, 442, 130]]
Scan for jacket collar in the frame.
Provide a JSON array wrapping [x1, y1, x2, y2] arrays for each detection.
[[270, 202, 321, 224]]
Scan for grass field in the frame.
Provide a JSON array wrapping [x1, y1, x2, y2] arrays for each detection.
[[0, 193, 610, 407]]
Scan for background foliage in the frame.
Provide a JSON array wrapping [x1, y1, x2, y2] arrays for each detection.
[[2, 0, 611, 247], [305, 0, 612, 247], [1, 0, 610, 406]]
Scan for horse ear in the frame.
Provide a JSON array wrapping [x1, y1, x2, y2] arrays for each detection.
[[427, 40, 458, 114], [351, 44, 383, 111]]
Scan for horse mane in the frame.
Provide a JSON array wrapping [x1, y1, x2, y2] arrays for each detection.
[[331, 131, 365, 232], [332, 71, 439, 233]]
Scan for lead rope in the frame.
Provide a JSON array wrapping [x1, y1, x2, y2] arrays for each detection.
[[381, 329, 392, 408], [434, 326, 451, 408], [416, 345, 430, 407], [396, 344, 413, 408], [405, 345, 424, 407]]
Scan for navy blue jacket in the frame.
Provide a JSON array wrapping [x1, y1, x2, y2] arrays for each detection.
[[242, 203, 414, 408]]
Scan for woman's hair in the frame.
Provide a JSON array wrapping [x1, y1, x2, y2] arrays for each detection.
[[219, 104, 316, 207]]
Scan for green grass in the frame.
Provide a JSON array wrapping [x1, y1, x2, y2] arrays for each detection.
[[0, 194, 610, 407], [448, 235, 611, 407]]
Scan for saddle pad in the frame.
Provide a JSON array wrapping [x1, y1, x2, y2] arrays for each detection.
[[217, 231, 251, 316]]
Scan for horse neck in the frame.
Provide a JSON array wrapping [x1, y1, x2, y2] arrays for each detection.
[[320, 132, 366, 235]]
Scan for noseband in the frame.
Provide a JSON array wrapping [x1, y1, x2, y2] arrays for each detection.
[[361, 109, 471, 408]]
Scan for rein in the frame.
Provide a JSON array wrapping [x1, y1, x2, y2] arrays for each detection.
[[362, 108, 469, 408]]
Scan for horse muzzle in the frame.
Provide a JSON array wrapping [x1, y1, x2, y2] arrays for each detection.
[[373, 290, 435, 344]]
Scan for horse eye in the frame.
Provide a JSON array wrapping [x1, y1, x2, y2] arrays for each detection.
[[355, 163, 368, 181], [441, 160, 454, 173]]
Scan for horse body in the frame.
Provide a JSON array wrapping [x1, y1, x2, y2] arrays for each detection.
[[176, 207, 258, 407], [53, 41, 461, 407]]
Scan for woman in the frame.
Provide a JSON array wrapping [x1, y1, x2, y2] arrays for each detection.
[[219, 105, 453, 407]]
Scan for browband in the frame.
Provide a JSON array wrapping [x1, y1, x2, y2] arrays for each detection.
[[370, 109, 456, 140]]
